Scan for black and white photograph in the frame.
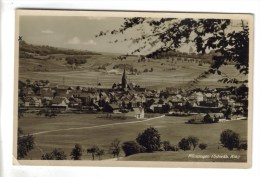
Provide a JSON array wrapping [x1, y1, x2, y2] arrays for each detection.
[[14, 10, 253, 168]]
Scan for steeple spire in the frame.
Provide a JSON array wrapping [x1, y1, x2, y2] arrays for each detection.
[[122, 64, 127, 89]]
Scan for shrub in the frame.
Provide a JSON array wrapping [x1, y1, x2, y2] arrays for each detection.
[[136, 127, 161, 152], [109, 139, 121, 158], [122, 141, 145, 156], [199, 143, 207, 150], [70, 144, 83, 160], [161, 141, 178, 151], [171, 146, 179, 151], [42, 148, 67, 160], [87, 145, 99, 160], [238, 142, 247, 150], [162, 141, 171, 151], [203, 114, 214, 123], [66, 57, 87, 65], [187, 119, 195, 124], [187, 136, 199, 151], [178, 138, 191, 151], [17, 134, 35, 159], [96, 148, 105, 160], [220, 129, 240, 150]]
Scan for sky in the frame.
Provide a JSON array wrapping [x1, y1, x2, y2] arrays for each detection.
[[20, 16, 129, 53], [19, 16, 243, 55]]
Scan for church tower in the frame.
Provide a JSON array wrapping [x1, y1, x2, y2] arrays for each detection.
[[122, 65, 127, 89]]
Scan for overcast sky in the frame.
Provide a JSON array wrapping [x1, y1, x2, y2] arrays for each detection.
[[20, 16, 243, 54], [20, 16, 128, 53]]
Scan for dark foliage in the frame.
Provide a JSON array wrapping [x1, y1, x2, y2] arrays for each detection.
[[122, 141, 145, 156], [19, 40, 98, 56], [178, 138, 191, 151], [199, 143, 207, 150], [187, 136, 199, 151], [17, 133, 35, 159], [95, 148, 105, 160], [97, 18, 249, 85], [70, 144, 83, 160], [109, 138, 121, 158], [136, 127, 161, 152], [86, 145, 99, 160], [66, 56, 87, 65], [238, 142, 247, 150], [162, 141, 178, 151], [220, 129, 240, 150], [41, 148, 67, 160]]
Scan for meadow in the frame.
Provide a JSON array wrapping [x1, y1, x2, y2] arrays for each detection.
[[19, 54, 245, 89], [19, 113, 248, 161]]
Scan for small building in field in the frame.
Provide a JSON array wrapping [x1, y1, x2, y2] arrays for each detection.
[[133, 107, 145, 119], [204, 113, 225, 123]]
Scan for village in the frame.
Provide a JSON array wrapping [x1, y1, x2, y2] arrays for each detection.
[[18, 65, 248, 123]]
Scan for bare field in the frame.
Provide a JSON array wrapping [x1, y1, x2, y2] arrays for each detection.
[[19, 113, 248, 161]]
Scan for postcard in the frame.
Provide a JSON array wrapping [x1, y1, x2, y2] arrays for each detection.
[[14, 10, 253, 168]]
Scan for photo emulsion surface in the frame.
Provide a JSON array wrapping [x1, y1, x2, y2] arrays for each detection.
[[14, 10, 253, 167]]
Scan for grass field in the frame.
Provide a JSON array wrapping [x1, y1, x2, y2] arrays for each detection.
[[19, 113, 248, 161], [19, 53, 246, 89], [122, 149, 247, 162]]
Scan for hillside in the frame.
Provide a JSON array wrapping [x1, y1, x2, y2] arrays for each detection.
[[19, 40, 100, 57], [18, 41, 244, 89], [18, 41, 118, 73]]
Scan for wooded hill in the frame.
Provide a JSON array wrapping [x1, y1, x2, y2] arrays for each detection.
[[19, 40, 100, 58]]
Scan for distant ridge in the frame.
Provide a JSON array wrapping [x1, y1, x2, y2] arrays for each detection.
[[19, 40, 101, 57]]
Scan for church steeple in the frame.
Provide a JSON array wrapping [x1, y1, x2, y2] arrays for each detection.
[[122, 65, 127, 89]]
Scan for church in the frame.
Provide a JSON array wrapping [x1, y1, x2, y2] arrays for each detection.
[[112, 65, 146, 93]]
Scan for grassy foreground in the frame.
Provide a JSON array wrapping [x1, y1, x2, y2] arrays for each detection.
[[18, 113, 248, 161]]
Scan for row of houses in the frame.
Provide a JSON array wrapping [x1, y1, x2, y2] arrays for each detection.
[[19, 86, 246, 116], [18, 71, 248, 120]]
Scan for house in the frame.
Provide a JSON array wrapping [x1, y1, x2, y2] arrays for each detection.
[[55, 88, 70, 95], [133, 107, 145, 119], [22, 87, 35, 96], [51, 97, 69, 109], [41, 90, 54, 101], [131, 95, 146, 107], [189, 92, 204, 102], [69, 98, 81, 108], [109, 104, 121, 114], [24, 97, 42, 107], [78, 92, 98, 106], [204, 113, 225, 122], [149, 103, 163, 113]]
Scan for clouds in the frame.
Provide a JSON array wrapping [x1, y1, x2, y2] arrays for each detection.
[[41, 29, 54, 34], [66, 37, 97, 46], [66, 37, 81, 45], [83, 39, 97, 46]]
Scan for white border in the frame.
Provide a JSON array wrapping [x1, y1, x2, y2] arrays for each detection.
[[1, 0, 260, 177]]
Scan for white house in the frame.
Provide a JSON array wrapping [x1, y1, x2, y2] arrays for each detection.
[[133, 107, 145, 119]]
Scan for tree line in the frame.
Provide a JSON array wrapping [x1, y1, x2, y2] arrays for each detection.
[[17, 127, 247, 160]]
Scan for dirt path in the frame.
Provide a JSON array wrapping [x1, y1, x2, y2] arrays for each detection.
[[31, 115, 165, 136]]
